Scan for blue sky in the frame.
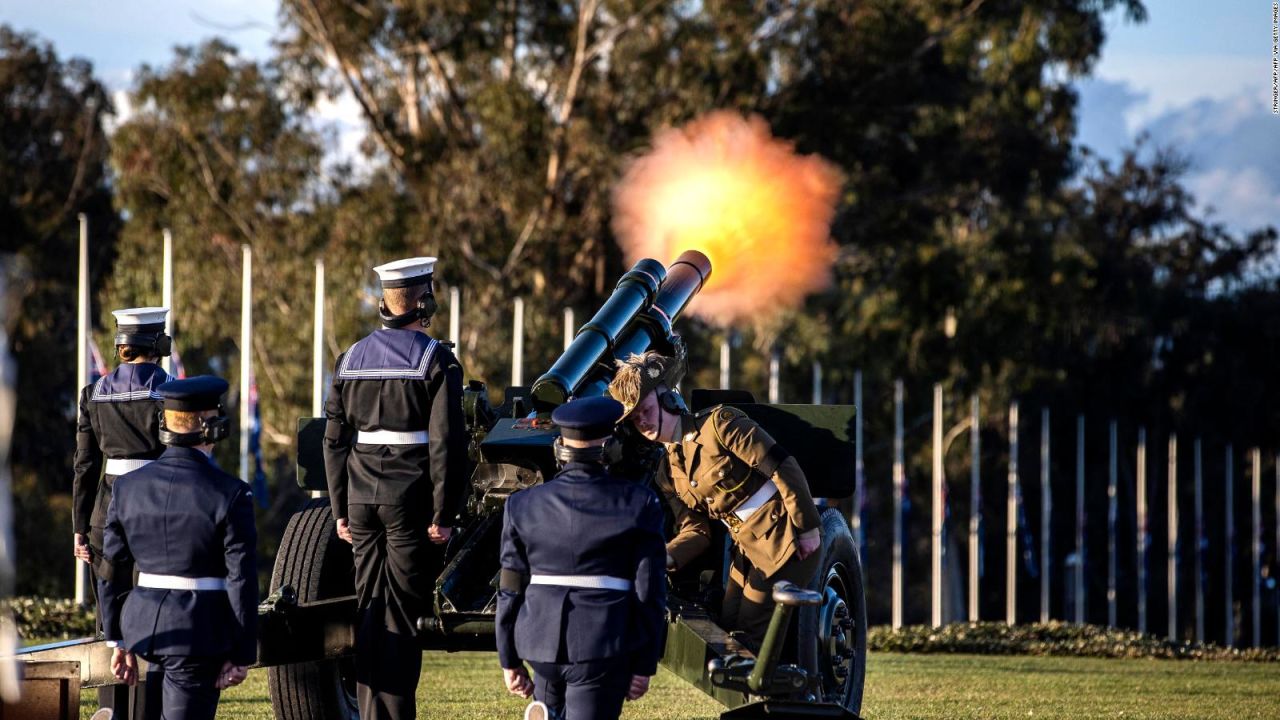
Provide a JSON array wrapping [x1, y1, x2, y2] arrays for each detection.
[[3, 0, 1275, 232]]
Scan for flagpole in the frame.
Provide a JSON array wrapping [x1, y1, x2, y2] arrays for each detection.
[[1137, 426, 1148, 635], [853, 371, 865, 556], [768, 348, 780, 404], [449, 286, 461, 349], [1251, 448, 1261, 648], [720, 336, 731, 390], [1007, 401, 1019, 626], [239, 245, 251, 485], [1168, 433, 1178, 641], [1225, 445, 1234, 646], [162, 229, 174, 375], [511, 297, 524, 387], [1108, 419, 1118, 629], [932, 383, 943, 627], [1040, 407, 1050, 624], [74, 214, 89, 605], [892, 379, 905, 630], [969, 394, 981, 622], [312, 259, 324, 417], [563, 307, 575, 351], [1075, 414, 1086, 624]]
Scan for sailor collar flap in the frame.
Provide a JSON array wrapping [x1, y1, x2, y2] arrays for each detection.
[[338, 329, 438, 380], [91, 363, 169, 402]]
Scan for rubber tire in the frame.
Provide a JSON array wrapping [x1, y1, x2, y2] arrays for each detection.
[[267, 498, 358, 720], [796, 507, 867, 714]]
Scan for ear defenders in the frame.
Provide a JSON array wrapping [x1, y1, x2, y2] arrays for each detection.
[[379, 284, 439, 329], [157, 409, 232, 447], [553, 435, 623, 468], [115, 331, 173, 357], [658, 388, 688, 414]]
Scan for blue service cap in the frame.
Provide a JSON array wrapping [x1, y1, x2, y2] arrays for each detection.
[[158, 375, 229, 411], [552, 396, 625, 441]]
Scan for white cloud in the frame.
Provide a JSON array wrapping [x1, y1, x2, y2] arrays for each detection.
[[1184, 166, 1280, 232], [1092, 53, 1264, 134]]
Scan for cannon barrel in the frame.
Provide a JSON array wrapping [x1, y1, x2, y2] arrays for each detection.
[[531, 250, 711, 410]]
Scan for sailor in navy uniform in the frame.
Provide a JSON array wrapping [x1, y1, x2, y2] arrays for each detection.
[[323, 256, 468, 720], [497, 396, 667, 720], [100, 375, 258, 720], [72, 307, 172, 713]]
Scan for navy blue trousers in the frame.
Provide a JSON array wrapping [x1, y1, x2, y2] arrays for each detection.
[[528, 656, 631, 720], [141, 655, 222, 720]]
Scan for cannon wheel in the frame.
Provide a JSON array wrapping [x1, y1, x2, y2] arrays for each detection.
[[267, 498, 358, 720], [797, 507, 867, 714]]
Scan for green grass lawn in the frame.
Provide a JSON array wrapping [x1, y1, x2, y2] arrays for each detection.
[[81, 651, 1280, 719]]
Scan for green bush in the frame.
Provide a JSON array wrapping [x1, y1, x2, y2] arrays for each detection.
[[3, 596, 96, 643], [868, 621, 1280, 661]]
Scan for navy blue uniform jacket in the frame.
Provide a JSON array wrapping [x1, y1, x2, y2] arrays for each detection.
[[101, 446, 259, 665], [497, 462, 667, 676], [323, 328, 467, 526]]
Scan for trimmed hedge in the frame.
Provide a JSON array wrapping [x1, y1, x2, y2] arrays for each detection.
[[869, 621, 1280, 661], [3, 596, 96, 642], [6, 597, 1280, 661]]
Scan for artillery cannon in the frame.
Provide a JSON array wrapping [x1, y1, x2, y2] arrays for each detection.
[[266, 249, 866, 719]]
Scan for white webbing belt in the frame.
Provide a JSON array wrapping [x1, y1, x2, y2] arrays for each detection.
[[528, 574, 632, 592], [137, 573, 227, 591], [105, 458, 153, 476], [728, 481, 780, 524], [356, 429, 430, 445]]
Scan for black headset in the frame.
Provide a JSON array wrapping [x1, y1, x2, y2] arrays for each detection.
[[157, 408, 231, 447], [553, 434, 623, 469], [115, 329, 173, 357], [379, 286, 439, 329], [658, 388, 688, 414]]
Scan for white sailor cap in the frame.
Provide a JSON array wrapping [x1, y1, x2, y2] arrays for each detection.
[[373, 257, 437, 289], [111, 307, 169, 330]]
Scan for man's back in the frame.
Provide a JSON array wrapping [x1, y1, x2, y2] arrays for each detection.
[[105, 445, 258, 663], [500, 462, 666, 666]]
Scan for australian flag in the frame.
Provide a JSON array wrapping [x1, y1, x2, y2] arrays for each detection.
[[248, 374, 269, 508], [87, 336, 108, 383], [169, 346, 187, 379]]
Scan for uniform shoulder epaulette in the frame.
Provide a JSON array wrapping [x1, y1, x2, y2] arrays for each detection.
[[706, 407, 747, 445]]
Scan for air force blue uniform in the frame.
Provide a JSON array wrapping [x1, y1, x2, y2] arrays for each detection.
[[101, 376, 258, 720], [497, 397, 667, 720]]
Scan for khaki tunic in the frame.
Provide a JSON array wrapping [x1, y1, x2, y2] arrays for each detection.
[[658, 405, 823, 578]]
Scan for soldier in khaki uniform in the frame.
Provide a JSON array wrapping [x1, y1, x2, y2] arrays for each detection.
[[609, 351, 823, 650]]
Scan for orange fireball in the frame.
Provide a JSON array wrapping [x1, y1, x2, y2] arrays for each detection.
[[612, 112, 843, 327]]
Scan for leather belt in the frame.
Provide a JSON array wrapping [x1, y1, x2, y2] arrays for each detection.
[[723, 481, 779, 528], [104, 458, 153, 476], [528, 574, 632, 591], [137, 573, 227, 591], [356, 429, 429, 445]]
